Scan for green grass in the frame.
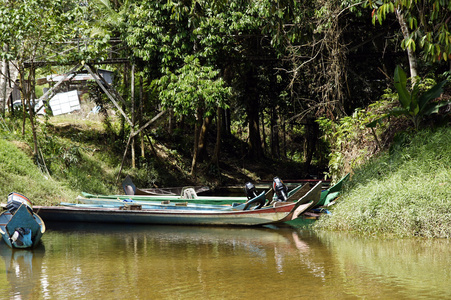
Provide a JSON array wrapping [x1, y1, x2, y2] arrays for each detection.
[[315, 126, 451, 238], [0, 139, 77, 205]]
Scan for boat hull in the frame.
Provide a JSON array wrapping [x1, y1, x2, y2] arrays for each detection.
[[0, 204, 46, 249], [34, 204, 297, 226], [35, 182, 322, 226]]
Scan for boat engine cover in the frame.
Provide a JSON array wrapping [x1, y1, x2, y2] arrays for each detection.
[[6, 192, 33, 214], [273, 177, 288, 201], [244, 182, 258, 200]]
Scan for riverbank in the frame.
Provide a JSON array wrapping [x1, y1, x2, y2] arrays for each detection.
[[1, 116, 450, 237], [314, 126, 451, 238]]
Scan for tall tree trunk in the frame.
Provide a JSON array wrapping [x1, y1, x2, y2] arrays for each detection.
[[18, 67, 27, 136], [191, 113, 212, 176], [190, 110, 202, 176], [396, 8, 418, 81], [303, 117, 319, 172], [270, 108, 279, 159], [245, 69, 263, 159], [131, 64, 135, 168], [0, 46, 8, 114], [211, 107, 222, 169], [139, 76, 145, 158], [281, 115, 286, 158], [261, 110, 267, 154], [120, 63, 128, 140], [223, 108, 231, 136], [28, 66, 38, 156]]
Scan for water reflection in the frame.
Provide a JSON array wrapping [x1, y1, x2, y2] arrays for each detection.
[[316, 232, 451, 299], [0, 223, 449, 299], [0, 244, 45, 299]]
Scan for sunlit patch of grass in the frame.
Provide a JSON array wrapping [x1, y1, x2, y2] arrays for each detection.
[[315, 126, 451, 238], [0, 139, 77, 205]]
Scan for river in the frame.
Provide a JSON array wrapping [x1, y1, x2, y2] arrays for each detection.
[[0, 222, 450, 299]]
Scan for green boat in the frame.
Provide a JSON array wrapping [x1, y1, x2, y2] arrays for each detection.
[[286, 173, 350, 227], [81, 177, 309, 206]]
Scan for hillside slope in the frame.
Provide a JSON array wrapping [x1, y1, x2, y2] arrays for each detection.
[[315, 126, 451, 238]]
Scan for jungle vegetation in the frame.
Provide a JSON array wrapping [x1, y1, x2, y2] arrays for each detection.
[[0, 0, 450, 201]]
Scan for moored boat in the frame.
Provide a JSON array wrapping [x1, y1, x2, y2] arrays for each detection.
[[34, 181, 322, 226], [0, 193, 46, 249], [83, 177, 310, 206]]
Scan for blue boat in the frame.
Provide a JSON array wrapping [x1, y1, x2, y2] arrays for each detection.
[[0, 193, 46, 249]]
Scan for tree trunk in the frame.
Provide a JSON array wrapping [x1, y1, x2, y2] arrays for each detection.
[[131, 64, 135, 168], [190, 110, 202, 176], [270, 108, 279, 159], [303, 117, 319, 172], [18, 67, 27, 136], [281, 115, 286, 158], [211, 107, 222, 169], [0, 46, 8, 114], [191, 113, 212, 176], [261, 109, 267, 154], [245, 69, 263, 159], [223, 108, 231, 136], [120, 63, 128, 140], [139, 76, 145, 158], [396, 8, 418, 81], [28, 66, 38, 156], [197, 115, 211, 162]]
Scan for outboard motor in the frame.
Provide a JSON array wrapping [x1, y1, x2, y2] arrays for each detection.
[[273, 177, 288, 202], [10, 227, 33, 248], [6, 192, 33, 214], [244, 182, 258, 200]]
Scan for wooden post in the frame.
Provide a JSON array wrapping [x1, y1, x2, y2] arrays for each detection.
[[84, 64, 133, 127], [40, 64, 81, 101]]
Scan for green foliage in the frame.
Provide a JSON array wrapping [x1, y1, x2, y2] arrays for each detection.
[[0, 0, 87, 62], [156, 56, 231, 119], [367, 65, 449, 130], [369, 0, 451, 63], [317, 101, 390, 180], [315, 126, 451, 238]]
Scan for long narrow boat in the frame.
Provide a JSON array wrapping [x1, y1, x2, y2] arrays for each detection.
[[81, 179, 308, 206], [34, 182, 322, 226], [0, 193, 46, 249], [77, 183, 310, 210]]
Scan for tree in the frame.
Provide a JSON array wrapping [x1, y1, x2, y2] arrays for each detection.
[[0, 0, 86, 156], [370, 0, 451, 77], [157, 56, 231, 175]]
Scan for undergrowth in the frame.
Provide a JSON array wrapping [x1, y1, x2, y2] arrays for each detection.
[[315, 126, 451, 238], [0, 138, 75, 205]]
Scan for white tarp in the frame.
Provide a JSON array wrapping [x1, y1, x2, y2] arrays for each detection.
[[49, 90, 81, 116]]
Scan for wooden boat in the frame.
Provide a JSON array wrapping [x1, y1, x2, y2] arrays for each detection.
[[82, 178, 309, 206], [34, 182, 322, 226], [122, 175, 210, 196], [79, 182, 311, 208], [0, 193, 46, 249]]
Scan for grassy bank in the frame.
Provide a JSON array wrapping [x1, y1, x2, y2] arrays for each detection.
[[315, 126, 451, 238], [0, 138, 76, 205]]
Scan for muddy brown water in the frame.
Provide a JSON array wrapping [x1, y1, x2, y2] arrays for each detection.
[[0, 222, 450, 299]]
